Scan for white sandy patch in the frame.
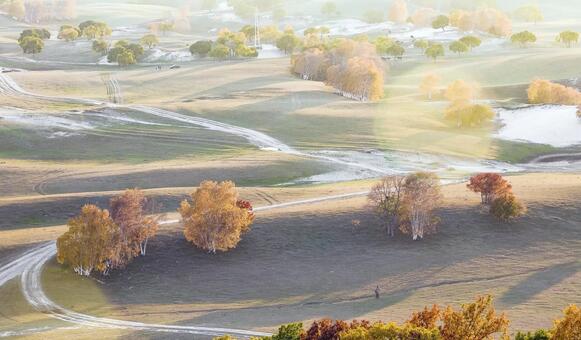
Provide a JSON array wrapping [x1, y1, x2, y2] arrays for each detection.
[[495, 105, 581, 147], [0, 111, 94, 130], [257, 44, 285, 59], [143, 48, 193, 63]]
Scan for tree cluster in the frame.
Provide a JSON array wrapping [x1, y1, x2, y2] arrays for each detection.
[[190, 29, 258, 59], [373, 36, 405, 59], [449, 34, 482, 55], [556, 31, 579, 48], [179, 180, 255, 253], [511, 31, 537, 47], [449, 8, 512, 37], [368, 172, 441, 240], [78, 20, 112, 40], [291, 39, 385, 101], [17, 28, 49, 54], [527, 79, 581, 105], [514, 5, 543, 24], [467, 173, 526, 222], [56, 189, 159, 276], [107, 40, 144, 66]]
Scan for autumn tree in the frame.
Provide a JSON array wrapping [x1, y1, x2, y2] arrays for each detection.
[[527, 79, 581, 105], [449, 40, 469, 55], [399, 172, 442, 240], [368, 176, 406, 237], [341, 322, 440, 340], [140, 34, 158, 49], [459, 35, 481, 50], [57, 205, 120, 276], [57, 25, 80, 42], [551, 304, 581, 340], [440, 295, 509, 340], [419, 73, 440, 100], [490, 193, 526, 222], [467, 173, 512, 205], [108, 189, 159, 269], [209, 43, 230, 59], [556, 31, 579, 48], [388, 0, 408, 24], [303, 319, 370, 340], [425, 44, 444, 61], [79, 20, 111, 40], [407, 304, 442, 329], [271, 323, 303, 340], [511, 30, 537, 47], [179, 180, 255, 253], [432, 15, 450, 31]]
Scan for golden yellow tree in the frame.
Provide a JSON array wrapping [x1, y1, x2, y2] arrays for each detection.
[[179, 181, 255, 253], [527, 79, 581, 105], [440, 295, 509, 340], [57, 205, 120, 276], [552, 304, 581, 340], [408, 304, 442, 328], [420, 73, 440, 100]]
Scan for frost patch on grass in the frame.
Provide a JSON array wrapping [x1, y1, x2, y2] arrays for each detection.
[[495, 105, 581, 147]]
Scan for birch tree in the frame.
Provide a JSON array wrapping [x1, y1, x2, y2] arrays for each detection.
[[368, 176, 406, 237], [399, 172, 442, 240], [179, 181, 255, 253]]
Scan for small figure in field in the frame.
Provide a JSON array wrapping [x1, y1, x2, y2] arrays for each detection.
[[374, 286, 380, 299]]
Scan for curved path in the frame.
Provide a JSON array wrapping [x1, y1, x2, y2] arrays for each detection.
[[0, 191, 369, 337]]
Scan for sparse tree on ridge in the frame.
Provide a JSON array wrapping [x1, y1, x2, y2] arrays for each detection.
[[432, 15, 450, 31], [140, 34, 159, 49], [179, 180, 255, 253], [556, 31, 579, 48]]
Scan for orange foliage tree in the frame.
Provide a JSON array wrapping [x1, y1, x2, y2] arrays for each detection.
[[109, 189, 159, 268], [450, 8, 511, 37], [527, 79, 581, 105], [467, 173, 512, 204], [420, 73, 440, 100], [440, 295, 509, 340], [57, 204, 120, 276], [179, 180, 255, 253], [388, 0, 408, 23], [408, 304, 442, 329], [302, 319, 370, 340]]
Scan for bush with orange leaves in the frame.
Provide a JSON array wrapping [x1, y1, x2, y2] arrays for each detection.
[[552, 304, 581, 339], [527, 79, 581, 105], [467, 173, 513, 205], [179, 180, 255, 253], [302, 319, 370, 340], [407, 304, 441, 329], [440, 295, 509, 340]]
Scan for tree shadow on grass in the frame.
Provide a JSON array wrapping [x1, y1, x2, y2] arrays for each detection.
[[499, 261, 581, 308]]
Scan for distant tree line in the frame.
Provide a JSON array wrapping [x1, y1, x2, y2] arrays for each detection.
[[8, 0, 76, 23]]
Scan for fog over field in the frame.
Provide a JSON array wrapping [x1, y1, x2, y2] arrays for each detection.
[[0, 0, 580, 339]]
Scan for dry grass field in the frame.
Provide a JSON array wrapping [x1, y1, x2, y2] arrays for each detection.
[[1, 173, 576, 338]]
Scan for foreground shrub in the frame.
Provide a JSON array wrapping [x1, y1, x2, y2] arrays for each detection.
[[552, 304, 581, 340], [303, 319, 370, 340], [408, 304, 442, 329], [179, 180, 255, 253], [514, 329, 550, 340], [527, 79, 581, 105], [490, 193, 527, 222], [341, 322, 440, 340], [440, 295, 508, 339]]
